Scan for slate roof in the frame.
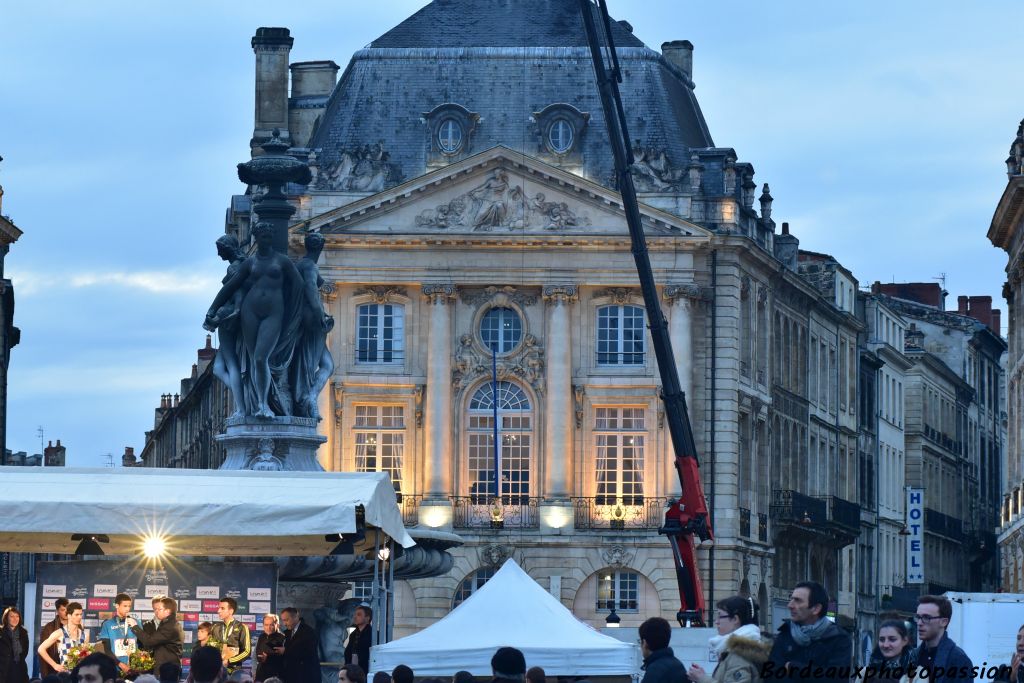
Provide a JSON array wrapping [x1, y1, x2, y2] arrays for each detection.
[[309, 0, 715, 194], [370, 0, 645, 48]]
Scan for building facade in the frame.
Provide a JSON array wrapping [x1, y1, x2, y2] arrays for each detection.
[[991, 121, 1024, 591], [0, 163, 23, 462]]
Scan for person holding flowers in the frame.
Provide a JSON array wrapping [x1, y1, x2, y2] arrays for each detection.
[[98, 593, 138, 675], [131, 597, 183, 676], [37, 601, 88, 674]]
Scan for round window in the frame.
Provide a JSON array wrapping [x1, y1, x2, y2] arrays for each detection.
[[438, 118, 464, 154], [480, 307, 523, 353], [548, 119, 574, 154]]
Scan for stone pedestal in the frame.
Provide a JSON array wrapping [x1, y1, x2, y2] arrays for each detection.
[[216, 416, 327, 471]]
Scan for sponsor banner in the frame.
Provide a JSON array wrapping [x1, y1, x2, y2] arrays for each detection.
[[41, 598, 57, 611], [83, 618, 101, 628], [145, 585, 170, 598], [247, 588, 271, 601], [41, 611, 55, 623], [184, 631, 194, 644], [195, 586, 219, 599], [202, 600, 222, 612], [249, 602, 271, 615], [182, 613, 199, 622], [93, 584, 118, 598], [199, 613, 218, 622], [134, 599, 151, 612], [42, 585, 66, 598], [906, 487, 925, 584], [180, 600, 202, 612], [238, 614, 256, 624], [87, 598, 110, 610]]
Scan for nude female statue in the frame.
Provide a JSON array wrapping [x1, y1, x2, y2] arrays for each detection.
[[204, 234, 246, 417], [205, 221, 302, 418], [292, 231, 335, 420]]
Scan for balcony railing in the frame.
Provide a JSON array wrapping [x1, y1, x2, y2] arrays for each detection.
[[771, 489, 827, 527], [924, 508, 964, 542], [451, 496, 539, 529], [740, 507, 751, 538], [821, 496, 861, 534], [758, 512, 769, 542], [398, 494, 420, 527], [573, 497, 666, 530]]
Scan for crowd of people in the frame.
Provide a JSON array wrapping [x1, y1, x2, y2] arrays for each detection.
[[1, 580, 1022, 683]]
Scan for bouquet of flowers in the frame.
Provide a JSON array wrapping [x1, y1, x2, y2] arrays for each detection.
[[62, 642, 97, 671], [128, 649, 154, 674]]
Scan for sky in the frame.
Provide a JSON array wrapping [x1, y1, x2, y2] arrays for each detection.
[[0, 1, 1021, 465]]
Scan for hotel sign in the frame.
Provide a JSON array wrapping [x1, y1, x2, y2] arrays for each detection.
[[906, 487, 924, 584]]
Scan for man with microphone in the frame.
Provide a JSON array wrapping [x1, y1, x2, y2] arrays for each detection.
[[98, 593, 138, 675]]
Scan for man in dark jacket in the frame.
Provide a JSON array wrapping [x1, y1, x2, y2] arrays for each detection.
[[768, 581, 851, 683], [914, 595, 973, 683], [255, 614, 286, 682], [131, 597, 184, 674], [277, 607, 320, 683], [638, 617, 688, 683], [38, 597, 68, 677], [342, 605, 372, 671]]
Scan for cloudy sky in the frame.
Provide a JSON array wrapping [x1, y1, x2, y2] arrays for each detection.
[[1, 1, 1020, 465]]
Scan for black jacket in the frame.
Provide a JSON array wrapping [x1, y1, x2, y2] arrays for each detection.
[[343, 625, 371, 670], [0, 626, 29, 683], [132, 617, 184, 674], [282, 620, 320, 683], [915, 633, 974, 683], [768, 620, 852, 683], [255, 631, 286, 682], [641, 647, 689, 683]]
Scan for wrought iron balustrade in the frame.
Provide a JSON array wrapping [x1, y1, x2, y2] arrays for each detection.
[[924, 508, 964, 542], [821, 496, 861, 533], [771, 489, 827, 527], [758, 513, 769, 542], [739, 507, 751, 538], [572, 497, 666, 530], [397, 494, 421, 527], [450, 496, 539, 529]]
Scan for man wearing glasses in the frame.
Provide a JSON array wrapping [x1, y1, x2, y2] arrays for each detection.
[[915, 595, 973, 683]]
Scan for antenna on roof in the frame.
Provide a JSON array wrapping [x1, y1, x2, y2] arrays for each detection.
[[932, 272, 947, 290], [37, 426, 44, 467], [103, 453, 114, 468]]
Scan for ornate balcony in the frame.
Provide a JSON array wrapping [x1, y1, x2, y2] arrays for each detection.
[[397, 493, 421, 527], [771, 489, 827, 527], [451, 496, 539, 530], [820, 496, 861, 536], [925, 508, 964, 543], [573, 497, 666, 531], [740, 507, 751, 538], [758, 512, 769, 542]]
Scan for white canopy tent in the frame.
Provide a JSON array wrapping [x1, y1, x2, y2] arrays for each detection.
[[369, 558, 642, 676], [0, 467, 415, 555]]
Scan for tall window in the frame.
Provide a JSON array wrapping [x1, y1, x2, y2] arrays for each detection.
[[356, 303, 404, 364], [452, 568, 495, 609], [596, 570, 639, 612], [354, 405, 405, 493], [479, 307, 522, 353], [594, 408, 645, 505], [597, 305, 645, 365], [467, 381, 532, 504]]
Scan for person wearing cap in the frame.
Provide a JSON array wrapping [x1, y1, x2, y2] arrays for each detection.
[[491, 647, 527, 683]]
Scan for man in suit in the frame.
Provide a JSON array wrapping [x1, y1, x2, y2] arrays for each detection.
[[343, 605, 372, 671], [38, 597, 68, 677], [131, 596, 184, 674], [277, 607, 320, 683]]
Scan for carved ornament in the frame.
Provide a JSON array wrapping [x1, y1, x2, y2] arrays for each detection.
[[542, 285, 579, 306], [663, 283, 703, 304], [599, 288, 636, 305], [247, 438, 283, 471], [414, 384, 425, 428], [356, 286, 406, 304], [333, 382, 344, 428], [480, 543, 514, 568], [414, 169, 590, 231], [422, 284, 457, 304], [460, 285, 538, 308], [452, 333, 545, 396], [319, 281, 337, 303], [629, 143, 686, 193], [313, 142, 404, 193], [573, 385, 585, 429], [601, 544, 634, 568]]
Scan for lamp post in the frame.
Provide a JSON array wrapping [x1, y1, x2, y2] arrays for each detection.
[[237, 128, 312, 255]]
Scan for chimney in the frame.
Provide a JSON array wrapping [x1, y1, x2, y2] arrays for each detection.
[[122, 446, 137, 468], [661, 40, 694, 82], [958, 295, 968, 314], [173, 393, 180, 408], [251, 27, 294, 155], [198, 334, 216, 363], [993, 309, 1002, 336], [774, 222, 799, 271], [288, 60, 339, 149]]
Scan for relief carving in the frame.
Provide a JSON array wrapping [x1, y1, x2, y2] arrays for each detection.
[[355, 286, 405, 304], [630, 144, 686, 192], [414, 384, 425, 428], [460, 285, 538, 308], [314, 142, 404, 193], [451, 333, 545, 396], [480, 543, 514, 568], [601, 544, 634, 568], [332, 382, 344, 428], [663, 283, 704, 304], [599, 288, 635, 305], [247, 438, 283, 471], [415, 169, 590, 231], [573, 384, 585, 429]]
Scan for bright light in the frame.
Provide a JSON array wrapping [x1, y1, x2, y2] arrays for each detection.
[[142, 535, 167, 559], [542, 506, 570, 529], [420, 505, 452, 529], [378, 546, 391, 562]]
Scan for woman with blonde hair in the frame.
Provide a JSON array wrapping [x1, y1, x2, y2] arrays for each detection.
[[688, 596, 769, 683]]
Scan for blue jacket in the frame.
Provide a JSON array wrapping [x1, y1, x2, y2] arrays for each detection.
[[97, 617, 137, 665], [916, 633, 973, 683], [641, 647, 690, 683]]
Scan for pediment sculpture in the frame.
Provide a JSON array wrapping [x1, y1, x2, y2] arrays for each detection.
[[629, 143, 686, 192], [452, 333, 545, 396], [415, 169, 590, 231], [312, 142, 404, 193]]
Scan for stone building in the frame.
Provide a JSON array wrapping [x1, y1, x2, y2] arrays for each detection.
[[870, 283, 1005, 593], [0, 162, 23, 462], [990, 121, 1024, 591], [210, 0, 878, 633]]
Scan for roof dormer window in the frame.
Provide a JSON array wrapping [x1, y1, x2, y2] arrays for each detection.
[[438, 118, 464, 154], [533, 103, 589, 159], [423, 103, 480, 164], [547, 118, 574, 154]]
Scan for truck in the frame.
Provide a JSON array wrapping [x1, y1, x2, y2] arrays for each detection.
[[942, 592, 1023, 681]]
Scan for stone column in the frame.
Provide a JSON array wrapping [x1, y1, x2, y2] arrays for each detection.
[[422, 285, 456, 504], [664, 284, 702, 407], [542, 285, 577, 502]]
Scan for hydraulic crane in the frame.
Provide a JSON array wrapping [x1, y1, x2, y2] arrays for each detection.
[[578, 0, 714, 627]]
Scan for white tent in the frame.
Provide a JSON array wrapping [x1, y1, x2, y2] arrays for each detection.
[[369, 559, 642, 676], [0, 467, 414, 555]]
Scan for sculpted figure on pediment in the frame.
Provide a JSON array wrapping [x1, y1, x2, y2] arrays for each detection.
[[315, 142, 404, 193], [631, 143, 686, 192], [415, 169, 590, 231]]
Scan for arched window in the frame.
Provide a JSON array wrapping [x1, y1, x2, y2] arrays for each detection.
[[452, 567, 496, 609], [438, 118, 464, 154], [467, 381, 532, 504], [547, 119, 574, 154], [596, 569, 640, 612]]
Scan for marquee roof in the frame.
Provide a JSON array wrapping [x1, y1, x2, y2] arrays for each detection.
[[0, 467, 414, 556]]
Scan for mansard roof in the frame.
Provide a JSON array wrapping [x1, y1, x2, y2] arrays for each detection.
[[309, 0, 714, 195], [369, 0, 645, 49]]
